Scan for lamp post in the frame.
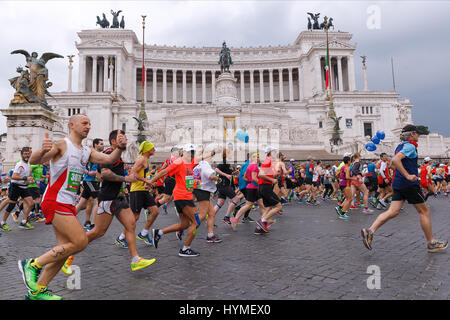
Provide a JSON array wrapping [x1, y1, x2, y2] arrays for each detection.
[[324, 16, 336, 119], [139, 15, 148, 122]]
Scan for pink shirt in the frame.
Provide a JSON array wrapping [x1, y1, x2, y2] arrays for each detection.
[[246, 163, 259, 189]]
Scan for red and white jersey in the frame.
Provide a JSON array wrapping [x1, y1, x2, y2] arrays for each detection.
[[11, 160, 31, 188], [42, 138, 91, 206]]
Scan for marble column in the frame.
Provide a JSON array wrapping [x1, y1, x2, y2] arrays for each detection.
[[91, 56, 97, 92], [288, 67, 294, 101], [337, 56, 344, 92], [182, 70, 187, 103], [298, 66, 303, 101], [67, 57, 73, 92], [78, 54, 86, 92], [250, 70, 255, 103], [316, 55, 322, 92], [211, 70, 216, 102], [152, 68, 157, 103], [116, 56, 121, 95], [269, 69, 274, 103], [278, 68, 284, 102], [192, 70, 197, 104], [172, 69, 177, 103], [348, 55, 356, 91], [259, 70, 264, 103], [108, 58, 114, 92], [103, 56, 109, 92], [240, 70, 245, 103], [201, 70, 206, 104], [329, 57, 334, 91], [162, 69, 167, 103]]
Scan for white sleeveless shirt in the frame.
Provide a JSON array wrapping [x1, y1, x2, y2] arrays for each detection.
[[42, 138, 91, 206]]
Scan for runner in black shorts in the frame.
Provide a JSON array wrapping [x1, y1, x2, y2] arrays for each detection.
[[212, 150, 241, 225], [362, 125, 447, 253]]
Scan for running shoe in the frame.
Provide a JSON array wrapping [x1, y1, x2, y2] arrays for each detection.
[[12, 211, 20, 223], [18, 259, 41, 292], [152, 229, 161, 249], [362, 208, 374, 214], [19, 222, 34, 230], [61, 256, 74, 275], [86, 224, 95, 231], [256, 219, 269, 233], [335, 206, 349, 220], [206, 234, 222, 243], [349, 205, 359, 209], [114, 237, 128, 249], [231, 218, 238, 231], [131, 257, 156, 271], [280, 198, 288, 204], [222, 216, 231, 225], [278, 210, 283, 216], [254, 227, 265, 235], [0, 223, 12, 232], [176, 230, 183, 241], [178, 248, 199, 257], [25, 288, 62, 300], [35, 215, 46, 223], [376, 203, 384, 210], [83, 221, 92, 229], [379, 199, 387, 208], [427, 240, 448, 253], [332, 197, 338, 201], [137, 232, 153, 246], [28, 213, 38, 223], [361, 228, 374, 250]]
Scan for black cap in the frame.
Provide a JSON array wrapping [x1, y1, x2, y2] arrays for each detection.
[[401, 124, 419, 134]]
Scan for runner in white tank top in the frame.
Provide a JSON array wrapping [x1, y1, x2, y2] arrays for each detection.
[[42, 137, 91, 207], [17, 115, 147, 300]]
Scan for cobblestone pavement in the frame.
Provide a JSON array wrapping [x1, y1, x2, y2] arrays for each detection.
[[0, 196, 448, 300]]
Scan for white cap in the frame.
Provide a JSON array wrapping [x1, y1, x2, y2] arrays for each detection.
[[440, 163, 445, 167], [344, 152, 352, 157], [424, 157, 432, 162], [237, 165, 241, 168], [290, 159, 295, 162], [183, 144, 196, 152], [265, 145, 277, 154]]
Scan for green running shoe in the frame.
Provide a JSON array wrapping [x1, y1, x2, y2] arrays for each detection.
[[131, 257, 156, 271], [19, 221, 34, 230], [0, 223, 12, 231], [25, 288, 62, 300], [18, 259, 41, 292]]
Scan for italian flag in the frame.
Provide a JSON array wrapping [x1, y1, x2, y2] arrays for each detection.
[[325, 40, 330, 88]]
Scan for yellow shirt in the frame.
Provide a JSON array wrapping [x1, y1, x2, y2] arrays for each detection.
[[130, 156, 151, 192]]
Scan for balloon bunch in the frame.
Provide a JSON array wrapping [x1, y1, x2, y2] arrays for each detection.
[[365, 130, 385, 152], [236, 130, 249, 143]]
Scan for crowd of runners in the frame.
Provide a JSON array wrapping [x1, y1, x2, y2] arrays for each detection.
[[0, 116, 447, 300]]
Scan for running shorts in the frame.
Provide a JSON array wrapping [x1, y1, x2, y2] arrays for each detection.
[[163, 176, 176, 195], [9, 183, 31, 201], [258, 184, 280, 207], [193, 189, 211, 202], [286, 178, 294, 189], [98, 197, 130, 216], [174, 199, 196, 213], [392, 185, 424, 204], [217, 185, 236, 200], [130, 191, 156, 213], [41, 200, 76, 225], [81, 181, 100, 200], [305, 177, 313, 185], [28, 187, 41, 200], [245, 188, 261, 203]]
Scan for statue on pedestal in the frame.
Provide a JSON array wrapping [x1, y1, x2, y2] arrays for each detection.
[[110, 10, 122, 28], [218, 41, 233, 74], [329, 115, 343, 146], [307, 12, 321, 30], [9, 50, 63, 110]]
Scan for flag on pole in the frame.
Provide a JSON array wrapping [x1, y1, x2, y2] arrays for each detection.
[[141, 65, 145, 88], [325, 37, 330, 89]]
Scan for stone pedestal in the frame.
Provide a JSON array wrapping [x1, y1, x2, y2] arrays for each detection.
[[0, 104, 60, 170], [214, 72, 241, 112]]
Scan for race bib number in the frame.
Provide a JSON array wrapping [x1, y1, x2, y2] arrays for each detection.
[[185, 175, 194, 192], [67, 170, 83, 193]]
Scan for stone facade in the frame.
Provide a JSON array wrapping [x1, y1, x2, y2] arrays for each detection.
[[1, 27, 449, 166]]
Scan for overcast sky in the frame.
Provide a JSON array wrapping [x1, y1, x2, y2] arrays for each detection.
[[1, 0, 449, 136]]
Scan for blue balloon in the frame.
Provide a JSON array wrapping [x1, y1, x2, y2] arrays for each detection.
[[236, 130, 249, 143], [365, 142, 377, 152], [371, 136, 380, 145], [376, 130, 385, 140]]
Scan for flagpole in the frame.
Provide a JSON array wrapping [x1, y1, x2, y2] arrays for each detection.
[[139, 15, 148, 121], [325, 16, 336, 119]]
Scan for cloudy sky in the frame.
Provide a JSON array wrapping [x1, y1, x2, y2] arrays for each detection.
[[1, 0, 449, 135]]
